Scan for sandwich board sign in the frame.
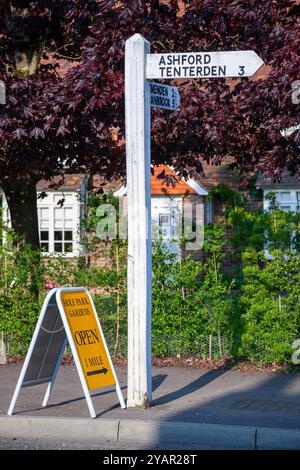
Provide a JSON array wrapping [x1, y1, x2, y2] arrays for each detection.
[[7, 287, 125, 418]]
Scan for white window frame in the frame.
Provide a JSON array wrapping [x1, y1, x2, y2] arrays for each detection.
[[204, 197, 213, 224], [263, 188, 300, 259], [37, 190, 81, 257], [151, 196, 182, 241], [1, 190, 82, 257], [263, 189, 300, 213]]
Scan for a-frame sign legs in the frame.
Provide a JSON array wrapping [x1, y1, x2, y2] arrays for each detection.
[[7, 289, 60, 416], [42, 336, 68, 408], [125, 34, 152, 407]]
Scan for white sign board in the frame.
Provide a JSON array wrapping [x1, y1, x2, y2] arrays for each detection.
[[7, 287, 125, 418], [150, 82, 180, 111], [146, 51, 264, 79]]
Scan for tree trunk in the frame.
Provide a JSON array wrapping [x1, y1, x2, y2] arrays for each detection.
[[1, 175, 40, 249]]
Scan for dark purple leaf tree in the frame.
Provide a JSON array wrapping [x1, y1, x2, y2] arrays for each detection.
[[0, 0, 299, 247]]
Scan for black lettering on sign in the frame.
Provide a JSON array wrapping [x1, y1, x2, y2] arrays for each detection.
[[238, 65, 245, 76], [74, 329, 100, 346], [159, 67, 165, 78], [181, 54, 188, 65], [75, 297, 89, 306], [150, 84, 168, 96], [158, 63, 227, 79], [62, 298, 76, 307], [204, 54, 211, 64], [88, 355, 104, 367], [68, 307, 91, 317]]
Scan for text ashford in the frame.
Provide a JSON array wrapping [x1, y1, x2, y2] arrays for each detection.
[[157, 53, 226, 78]]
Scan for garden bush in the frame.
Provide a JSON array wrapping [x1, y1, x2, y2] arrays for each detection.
[[1, 187, 300, 364]]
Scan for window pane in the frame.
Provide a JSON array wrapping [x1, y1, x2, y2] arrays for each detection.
[[54, 194, 64, 204], [40, 221, 49, 229], [280, 192, 291, 202], [41, 243, 49, 252], [280, 205, 291, 212], [64, 242, 73, 253], [54, 219, 63, 229], [64, 194, 73, 203], [53, 193, 74, 204], [54, 243, 63, 252], [54, 231, 63, 241], [64, 231, 73, 241], [40, 231, 49, 241], [54, 207, 63, 219], [64, 219, 73, 229], [40, 207, 49, 221], [64, 207, 73, 219]]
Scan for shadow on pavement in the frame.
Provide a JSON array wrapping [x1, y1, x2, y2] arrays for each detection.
[[153, 368, 228, 407], [153, 368, 300, 448], [12, 373, 168, 416]]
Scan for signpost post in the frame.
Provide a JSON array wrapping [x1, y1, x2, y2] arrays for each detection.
[[125, 34, 152, 408], [125, 35, 263, 408]]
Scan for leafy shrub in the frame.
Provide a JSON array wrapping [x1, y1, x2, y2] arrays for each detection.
[[1, 186, 300, 365]]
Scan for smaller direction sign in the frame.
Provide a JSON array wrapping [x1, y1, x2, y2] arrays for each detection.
[[150, 82, 180, 111]]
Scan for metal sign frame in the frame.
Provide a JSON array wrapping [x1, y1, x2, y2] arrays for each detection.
[[8, 287, 125, 418]]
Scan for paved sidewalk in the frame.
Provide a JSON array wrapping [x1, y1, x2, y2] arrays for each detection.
[[1, 363, 300, 449]]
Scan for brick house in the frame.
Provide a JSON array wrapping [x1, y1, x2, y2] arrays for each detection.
[[2, 164, 210, 260], [2, 161, 299, 266]]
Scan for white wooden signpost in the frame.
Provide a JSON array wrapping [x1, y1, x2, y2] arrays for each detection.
[[8, 287, 125, 418], [125, 34, 263, 408]]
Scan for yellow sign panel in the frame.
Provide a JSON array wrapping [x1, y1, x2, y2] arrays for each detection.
[[61, 291, 116, 391]]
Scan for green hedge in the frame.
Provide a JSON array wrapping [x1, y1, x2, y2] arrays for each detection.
[[1, 189, 300, 364]]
